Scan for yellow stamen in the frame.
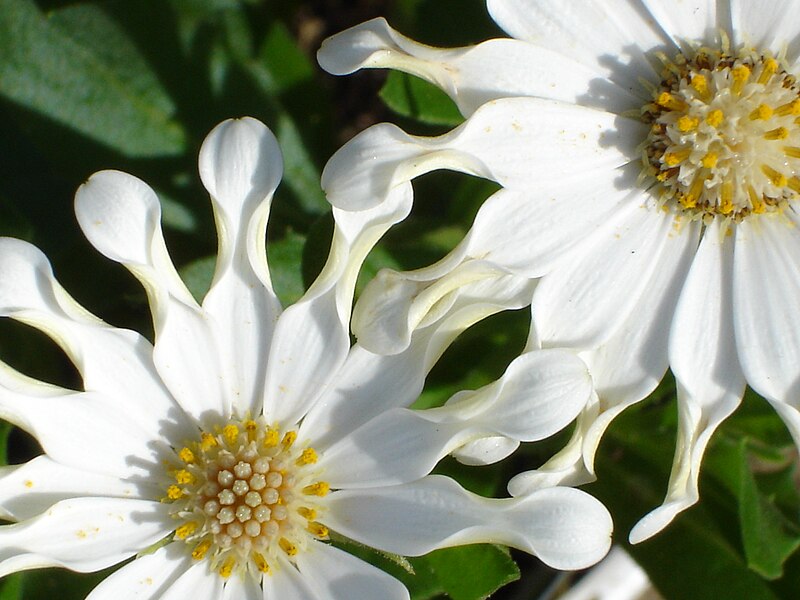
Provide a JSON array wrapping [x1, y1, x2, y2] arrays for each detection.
[[690, 74, 710, 101], [684, 175, 707, 207], [178, 447, 195, 464], [776, 99, 800, 116], [764, 127, 789, 140], [263, 428, 279, 447], [175, 521, 197, 539], [279, 537, 298, 556], [296, 448, 318, 466], [297, 506, 317, 520], [307, 522, 329, 538], [244, 419, 258, 441], [720, 181, 734, 214], [701, 152, 718, 169], [303, 482, 330, 496], [192, 539, 212, 560], [656, 92, 687, 111], [664, 148, 691, 166], [174, 469, 195, 484], [282, 431, 297, 449], [732, 64, 751, 94], [218, 556, 236, 579], [757, 57, 778, 84], [789, 177, 800, 194], [748, 185, 766, 213], [677, 115, 699, 132], [253, 552, 270, 573], [706, 109, 724, 127], [749, 103, 773, 120], [762, 164, 788, 187], [166, 485, 183, 500], [200, 432, 218, 451], [223, 424, 239, 445], [783, 146, 800, 159]]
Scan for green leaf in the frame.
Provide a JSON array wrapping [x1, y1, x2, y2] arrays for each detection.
[[180, 255, 216, 302], [380, 71, 464, 126], [0, 420, 13, 466], [0, 573, 23, 600], [267, 231, 307, 306], [425, 545, 519, 600], [736, 441, 800, 579], [0, 0, 185, 157]]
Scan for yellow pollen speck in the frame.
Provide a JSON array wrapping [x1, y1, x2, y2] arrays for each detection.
[[218, 556, 236, 579], [178, 447, 195, 463], [200, 432, 218, 451], [296, 448, 318, 466], [307, 522, 329, 538], [777, 99, 800, 116], [701, 152, 718, 169], [762, 164, 788, 187], [192, 539, 212, 560], [764, 127, 789, 140], [303, 482, 330, 496], [263, 428, 279, 447], [789, 177, 800, 194], [223, 424, 239, 445], [732, 64, 750, 94], [253, 552, 270, 573], [784, 146, 800, 159], [677, 115, 699, 132], [175, 521, 197, 539], [758, 57, 778, 84], [749, 103, 773, 120], [691, 74, 709, 101], [166, 485, 183, 500], [706, 109, 724, 127], [297, 506, 317, 520], [24, 480, 33, 488], [282, 431, 297, 449], [656, 92, 687, 111], [174, 469, 194, 484]]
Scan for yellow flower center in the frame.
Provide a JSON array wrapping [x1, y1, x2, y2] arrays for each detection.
[[163, 417, 330, 580], [640, 40, 800, 221]]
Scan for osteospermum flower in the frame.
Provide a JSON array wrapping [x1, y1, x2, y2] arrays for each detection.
[[0, 117, 613, 598], [318, 1, 800, 542]]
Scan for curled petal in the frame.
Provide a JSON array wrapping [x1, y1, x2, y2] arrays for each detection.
[[200, 118, 284, 416], [322, 97, 644, 212], [325, 475, 612, 570], [318, 18, 638, 115], [75, 170, 229, 423], [0, 497, 171, 577]]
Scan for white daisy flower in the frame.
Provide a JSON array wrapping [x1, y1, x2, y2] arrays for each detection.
[[0, 117, 612, 598], [318, 1, 800, 542]]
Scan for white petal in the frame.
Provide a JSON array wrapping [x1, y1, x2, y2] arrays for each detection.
[[640, 0, 723, 48], [325, 476, 612, 570], [264, 557, 320, 599], [318, 18, 638, 115], [0, 238, 190, 440], [466, 164, 639, 278], [296, 543, 409, 600], [0, 385, 156, 480], [75, 171, 229, 423], [632, 220, 745, 543], [486, 0, 672, 95], [0, 497, 171, 577], [322, 98, 644, 212], [160, 562, 223, 600], [222, 574, 261, 600], [533, 204, 678, 348], [86, 542, 192, 600], [200, 118, 284, 417], [0, 456, 149, 521], [731, 0, 800, 61], [451, 436, 520, 466], [733, 214, 800, 404]]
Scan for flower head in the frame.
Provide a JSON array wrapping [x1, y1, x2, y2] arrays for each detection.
[[0, 117, 612, 597], [318, 1, 800, 542]]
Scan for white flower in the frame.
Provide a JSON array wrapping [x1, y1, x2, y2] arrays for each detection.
[[318, 1, 800, 542], [0, 117, 613, 598]]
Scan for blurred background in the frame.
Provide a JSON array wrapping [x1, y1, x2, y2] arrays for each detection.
[[0, 1, 798, 598]]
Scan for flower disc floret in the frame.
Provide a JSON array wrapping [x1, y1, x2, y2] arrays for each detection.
[[641, 40, 800, 220], [164, 416, 329, 580]]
